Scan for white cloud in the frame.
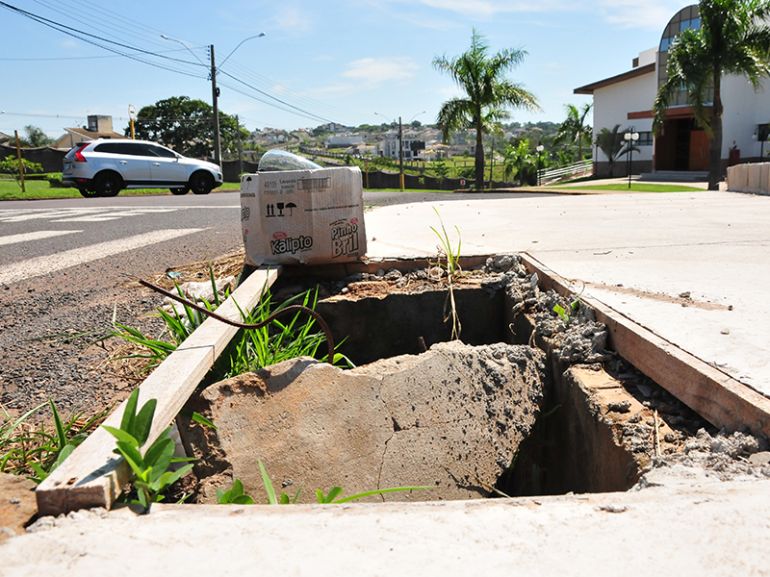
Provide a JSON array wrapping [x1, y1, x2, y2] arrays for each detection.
[[418, 0, 573, 17], [596, 0, 684, 30], [310, 57, 419, 99], [274, 6, 312, 32], [60, 38, 79, 50], [342, 57, 419, 85], [371, 0, 679, 29]]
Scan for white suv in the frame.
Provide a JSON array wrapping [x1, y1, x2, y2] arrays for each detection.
[[62, 139, 223, 197]]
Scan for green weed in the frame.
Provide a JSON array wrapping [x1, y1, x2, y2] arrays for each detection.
[[103, 389, 194, 511], [113, 273, 348, 377], [216, 460, 430, 505], [430, 208, 462, 340], [0, 401, 106, 483], [112, 269, 227, 371], [226, 287, 350, 377]]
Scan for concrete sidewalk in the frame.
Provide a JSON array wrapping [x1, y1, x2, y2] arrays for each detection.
[[5, 478, 770, 577], [4, 190, 770, 577], [365, 190, 770, 398]]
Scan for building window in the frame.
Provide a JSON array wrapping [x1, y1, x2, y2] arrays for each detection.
[[658, 5, 707, 107], [637, 132, 653, 146]]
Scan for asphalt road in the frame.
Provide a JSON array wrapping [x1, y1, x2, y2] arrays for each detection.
[[0, 189, 551, 284], [0, 188, 551, 417]]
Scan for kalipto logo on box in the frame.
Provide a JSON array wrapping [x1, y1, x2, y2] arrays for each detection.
[[270, 231, 313, 255]]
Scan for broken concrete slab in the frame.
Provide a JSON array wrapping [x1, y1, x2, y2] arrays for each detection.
[[183, 342, 545, 503], [6, 480, 770, 577], [0, 473, 37, 543]]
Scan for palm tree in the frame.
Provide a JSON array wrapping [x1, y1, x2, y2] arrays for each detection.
[[596, 125, 639, 177], [555, 103, 593, 162], [503, 139, 537, 185], [433, 30, 539, 189], [654, 0, 770, 190]]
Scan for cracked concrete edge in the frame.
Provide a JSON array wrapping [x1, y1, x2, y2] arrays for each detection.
[[5, 478, 770, 577], [519, 253, 770, 437]]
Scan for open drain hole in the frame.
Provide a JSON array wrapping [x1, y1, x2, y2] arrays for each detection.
[[181, 281, 702, 503]]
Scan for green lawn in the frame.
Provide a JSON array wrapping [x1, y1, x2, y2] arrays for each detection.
[[0, 179, 240, 201], [365, 188, 448, 193], [554, 183, 703, 193]]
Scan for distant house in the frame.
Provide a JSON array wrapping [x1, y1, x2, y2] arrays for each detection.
[[377, 131, 426, 160], [0, 131, 13, 146], [53, 115, 124, 149], [325, 134, 364, 148]]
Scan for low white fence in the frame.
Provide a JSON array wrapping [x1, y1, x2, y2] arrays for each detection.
[[539, 160, 593, 184], [727, 163, 770, 195]]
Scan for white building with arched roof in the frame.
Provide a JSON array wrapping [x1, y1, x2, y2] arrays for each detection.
[[575, 4, 770, 179]]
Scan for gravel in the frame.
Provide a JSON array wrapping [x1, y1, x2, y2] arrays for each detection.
[[0, 280, 164, 420]]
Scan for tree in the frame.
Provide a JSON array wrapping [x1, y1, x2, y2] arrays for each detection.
[[595, 125, 639, 177], [433, 30, 539, 189], [24, 125, 53, 148], [0, 156, 44, 175], [654, 0, 770, 190], [503, 139, 538, 185], [555, 103, 592, 162], [433, 159, 450, 183], [132, 96, 247, 159]]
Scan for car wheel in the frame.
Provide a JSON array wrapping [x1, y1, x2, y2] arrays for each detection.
[[94, 172, 122, 197], [170, 187, 190, 195], [78, 187, 98, 199], [189, 171, 214, 195]]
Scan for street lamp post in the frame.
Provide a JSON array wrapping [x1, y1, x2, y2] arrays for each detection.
[[161, 33, 265, 168], [624, 128, 639, 189], [536, 144, 544, 186]]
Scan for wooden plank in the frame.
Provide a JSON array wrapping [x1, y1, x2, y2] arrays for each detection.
[[36, 266, 281, 516], [519, 253, 770, 438]]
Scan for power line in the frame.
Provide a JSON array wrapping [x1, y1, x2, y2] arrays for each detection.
[[0, 1, 205, 78], [0, 111, 86, 120], [219, 70, 337, 125], [0, 47, 195, 62], [64, 0, 187, 51], [223, 60, 343, 118], [0, 55, 117, 61], [1, 0, 344, 127], [217, 81, 331, 125]]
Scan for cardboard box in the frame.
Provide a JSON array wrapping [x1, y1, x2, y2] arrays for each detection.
[[240, 166, 367, 266]]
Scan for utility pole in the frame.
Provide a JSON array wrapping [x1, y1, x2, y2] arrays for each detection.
[[398, 116, 404, 191], [210, 44, 223, 168], [128, 104, 136, 140], [236, 114, 243, 177], [489, 136, 494, 188], [14, 130, 25, 193]]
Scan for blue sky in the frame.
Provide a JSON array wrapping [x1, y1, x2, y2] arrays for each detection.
[[1, 0, 689, 138]]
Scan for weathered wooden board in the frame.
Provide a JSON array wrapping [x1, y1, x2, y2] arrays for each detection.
[[36, 267, 281, 516], [520, 253, 770, 438]]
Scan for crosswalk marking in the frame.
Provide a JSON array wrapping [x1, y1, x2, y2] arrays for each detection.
[[0, 228, 206, 286], [0, 230, 82, 247], [0, 207, 179, 223], [52, 209, 178, 223], [0, 209, 106, 223]]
